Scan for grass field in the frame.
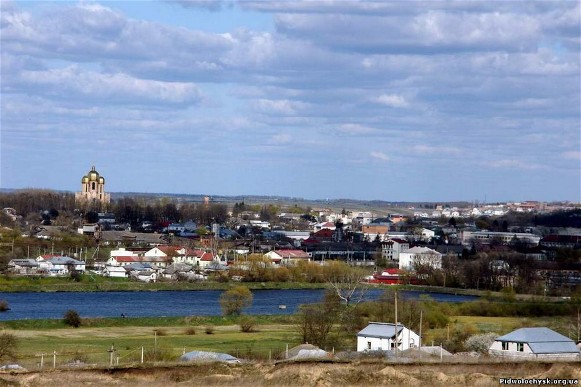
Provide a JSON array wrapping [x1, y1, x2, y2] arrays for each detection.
[[4, 312, 578, 372], [5, 315, 302, 370]]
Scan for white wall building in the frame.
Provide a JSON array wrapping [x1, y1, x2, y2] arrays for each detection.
[[399, 247, 442, 271], [489, 327, 580, 360], [357, 322, 420, 352]]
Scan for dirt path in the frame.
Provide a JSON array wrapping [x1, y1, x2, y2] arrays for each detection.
[[1, 361, 579, 386]]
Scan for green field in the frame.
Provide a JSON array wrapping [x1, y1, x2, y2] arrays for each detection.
[[4, 312, 577, 371], [5, 315, 301, 370]]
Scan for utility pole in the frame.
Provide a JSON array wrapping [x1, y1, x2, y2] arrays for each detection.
[[394, 290, 398, 361]]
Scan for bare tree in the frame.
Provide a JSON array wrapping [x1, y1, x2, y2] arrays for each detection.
[[323, 261, 367, 306]]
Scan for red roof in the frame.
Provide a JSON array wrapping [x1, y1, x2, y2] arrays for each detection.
[[200, 252, 215, 261], [272, 249, 310, 259], [314, 229, 334, 238]]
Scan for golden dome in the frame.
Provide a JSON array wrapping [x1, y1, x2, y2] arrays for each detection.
[[87, 165, 100, 181]]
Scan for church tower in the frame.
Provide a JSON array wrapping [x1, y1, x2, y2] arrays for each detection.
[[75, 166, 110, 206]]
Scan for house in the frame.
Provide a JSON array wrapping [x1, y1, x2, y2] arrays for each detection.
[[489, 327, 581, 360], [38, 256, 85, 276], [7, 259, 41, 275], [107, 256, 142, 267], [265, 249, 310, 265], [357, 322, 420, 352], [162, 263, 194, 280], [103, 265, 127, 278], [398, 246, 442, 271]]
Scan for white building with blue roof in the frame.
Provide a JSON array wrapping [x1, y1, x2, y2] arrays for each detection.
[[357, 322, 420, 352], [489, 327, 580, 360]]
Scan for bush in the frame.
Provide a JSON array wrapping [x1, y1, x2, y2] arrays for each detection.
[[220, 285, 253, 316], [239, 316, 256, 333], [184, 327, 196, 335], [464, 332, 498, 353], [205, 325, 215, 335], [143, 346, 176, 362], [0, 332, 18, 361], [63, 309, 82, 327]]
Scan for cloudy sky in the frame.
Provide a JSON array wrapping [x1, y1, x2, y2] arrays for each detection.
[[1, 1, 579, 202]]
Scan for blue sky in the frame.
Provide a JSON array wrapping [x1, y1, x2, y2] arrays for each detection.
[[1, 0, 580, 202]]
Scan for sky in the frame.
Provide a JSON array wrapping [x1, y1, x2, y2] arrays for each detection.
[[1, 0, 580, 203]]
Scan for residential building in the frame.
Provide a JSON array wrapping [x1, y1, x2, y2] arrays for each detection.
[[357, 322, 420, 352], [399, 246, 442, 271], [489, 327, 580, 360], [265, 249, 311, 265]]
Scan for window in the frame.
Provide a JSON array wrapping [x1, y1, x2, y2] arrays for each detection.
[[367, 342, 371, 350], [502, 342, 508, 350], [517, 343, 524, 352]]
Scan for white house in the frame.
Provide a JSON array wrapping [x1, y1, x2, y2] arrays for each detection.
[[7, 259, 40, 275], [39, 256, 86, 276], [357, 322, 420, 352], [265, 249, 310, 265], [489, 327, 581, 360], [398, 247, 442, 271], [103, 265, 127, 278]]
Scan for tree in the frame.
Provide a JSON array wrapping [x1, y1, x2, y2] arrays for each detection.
[[220, 286, 253, 316], [0, 333, 17, 361], [296, 292, 341, 347], [323, 261, 366, 306], [63, 309, 82, 327]]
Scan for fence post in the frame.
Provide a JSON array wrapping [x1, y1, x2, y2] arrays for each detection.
[[53, 351, 56, 369], [141, 347, 144, 363]]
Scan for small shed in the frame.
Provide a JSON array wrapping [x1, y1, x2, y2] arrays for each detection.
[[357, 322, 420, 352], [489, 327, 581, 360]]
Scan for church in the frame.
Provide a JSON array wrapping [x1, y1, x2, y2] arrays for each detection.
[[75, 166, 110, 206]]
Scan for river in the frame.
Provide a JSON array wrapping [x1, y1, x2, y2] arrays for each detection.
[[0, 289, 479, 321]]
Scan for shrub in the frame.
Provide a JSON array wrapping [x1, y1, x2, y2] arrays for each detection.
[[0, 332, 18, 361], [155, 329, 167, 336], [205, 325, 215, 335], [220, 285, 253, 316], [464, 332, 498, 353], [239, 316, 256, 333], [63, 309, 82, 327], [143, 346, 176, 362], [184, 327, 196, 335]]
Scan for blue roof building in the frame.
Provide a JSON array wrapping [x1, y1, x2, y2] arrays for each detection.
[[489, 327, 580, 360]]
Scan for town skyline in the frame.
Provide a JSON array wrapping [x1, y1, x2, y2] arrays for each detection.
[[1, 1, 580, 202]]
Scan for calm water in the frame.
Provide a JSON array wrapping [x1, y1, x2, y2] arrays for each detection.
[[0, 289, 479, 321]]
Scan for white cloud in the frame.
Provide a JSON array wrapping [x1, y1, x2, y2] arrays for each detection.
[[337, 124, 376, 135], [15, 66, 202, 106], [370, 151, 390, 162], [253, 99, 309, 115], [269, 133, 292, 145], [374, 94, 409, 108], [484, 159, 543, 170], [411, 145, 461, 154], [562, 151, 581, 161]]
